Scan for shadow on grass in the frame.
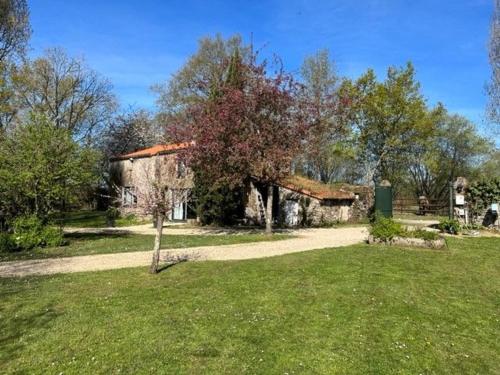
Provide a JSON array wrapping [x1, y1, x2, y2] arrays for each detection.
[[156, 259, 188, 273], [0, 300, 61, 365], [64, 232, 134, 242]]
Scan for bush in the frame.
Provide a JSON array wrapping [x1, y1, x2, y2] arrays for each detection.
[[11, 215, 46, 250], [0, 233, 16, 252], [106, 207, 120, 227], [10, 215, 65, 250], [438, 218, 461, 234], [369, 213, 403, 241], [41, 226, 65, 247]]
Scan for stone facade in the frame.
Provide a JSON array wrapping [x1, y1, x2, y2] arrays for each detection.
[[110, 144, 373, 226], [109, 151, 194, 219], [245, 180, 372, 227]]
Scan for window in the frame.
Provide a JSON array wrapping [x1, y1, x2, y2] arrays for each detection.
[[122, 186, 137, 207]]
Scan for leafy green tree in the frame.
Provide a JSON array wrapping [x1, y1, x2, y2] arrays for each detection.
[[299, 49, 358, 183], [345, 62, 442, 191], [408, 113, 491, 199], [480, 149, 500, 179], [0, 61, 16, 130], [0, 113, 99, 223]]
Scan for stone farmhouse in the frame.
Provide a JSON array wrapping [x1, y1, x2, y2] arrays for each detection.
[[109, 143, 373, 226]]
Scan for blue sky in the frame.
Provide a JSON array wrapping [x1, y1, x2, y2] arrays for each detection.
[[29, 0, 494, 134]]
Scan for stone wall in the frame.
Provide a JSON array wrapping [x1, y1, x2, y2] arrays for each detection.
[[109, 153, 194, 216], [244, 183, 363, 227], [244, 181, 263, 225]]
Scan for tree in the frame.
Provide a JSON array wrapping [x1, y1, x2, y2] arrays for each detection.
[[133, 155, 191, 273], [487, 0, 500, 126], [408, 113, 491, 199], [192, 169, 246, 225], [0, 0, 30, 131], [480, 149, 500, 179], [11, 48, 116, 140], [0, 61, 16, 130], [0, 113, 99, 223], [154, 34, 250, 115], [0, 0, 31, 63], [299, 49, 357, 183], [101, 108, 162, 160], [156, 35, 251, 225], [345, 63, 442, 191], [174, 52, 307, 234]]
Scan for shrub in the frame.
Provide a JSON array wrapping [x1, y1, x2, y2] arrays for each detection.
[[369, 213, 403, 241], [11, 215, 46, 250], [438, 218, 461, 234], [41, 226, 65, 247], [106, 207, 120, 227], [10, 215, 65, 250], [0, 233, 16, 252]]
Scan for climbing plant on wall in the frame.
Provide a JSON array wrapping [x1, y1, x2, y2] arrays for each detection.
[[467, 178, 500, 216]]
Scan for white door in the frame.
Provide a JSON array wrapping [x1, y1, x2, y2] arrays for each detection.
[[284, 200, 299, 226], [173, 201, 185, 220]]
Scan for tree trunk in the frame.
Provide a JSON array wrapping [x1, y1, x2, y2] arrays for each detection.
[[265, 184, 273, 235], [149, 212, 164, 274]]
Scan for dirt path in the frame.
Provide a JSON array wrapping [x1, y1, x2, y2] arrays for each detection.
[[63, 224, 294, 236], [0, 227, 368, 278]]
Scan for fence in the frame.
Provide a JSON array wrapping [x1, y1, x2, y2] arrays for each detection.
[[393, 197, 449, 216]]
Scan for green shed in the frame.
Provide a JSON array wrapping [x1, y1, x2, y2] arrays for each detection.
[[375, 181, 393, 218]]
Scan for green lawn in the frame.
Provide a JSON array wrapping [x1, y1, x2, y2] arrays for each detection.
[[1, 237, 499, 374], [55, 210, 150, 228], [0, 232, 293, 262]]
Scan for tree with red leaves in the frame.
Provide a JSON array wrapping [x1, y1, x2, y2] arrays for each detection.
[[173, 52, 307, 233]]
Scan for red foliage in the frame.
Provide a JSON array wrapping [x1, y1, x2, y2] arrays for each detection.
[[170, 57, 308, 188]]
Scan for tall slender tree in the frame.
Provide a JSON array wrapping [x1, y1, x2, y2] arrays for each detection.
[[299, 49, 357, 183], [488, 0, 500, 126]]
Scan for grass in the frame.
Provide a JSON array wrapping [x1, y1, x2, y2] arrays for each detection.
[[0, 232, 293, 262], [1, 237, 499, 374], [55, 210, 150, 228]]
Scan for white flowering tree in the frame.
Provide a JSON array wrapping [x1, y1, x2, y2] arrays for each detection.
[[135, 155, 191, 273]]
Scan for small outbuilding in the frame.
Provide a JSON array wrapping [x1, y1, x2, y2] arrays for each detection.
[[246, 175, 372, 226]]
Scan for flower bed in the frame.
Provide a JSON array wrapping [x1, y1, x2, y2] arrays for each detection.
[[368, 213, 446, 249], [367, 234, 446, 249]]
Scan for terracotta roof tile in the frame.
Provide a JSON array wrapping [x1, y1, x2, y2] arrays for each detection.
[[111, 143, 190, 160]]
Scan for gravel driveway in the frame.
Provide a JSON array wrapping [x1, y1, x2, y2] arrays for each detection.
[[0, 227, 368, 278]]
